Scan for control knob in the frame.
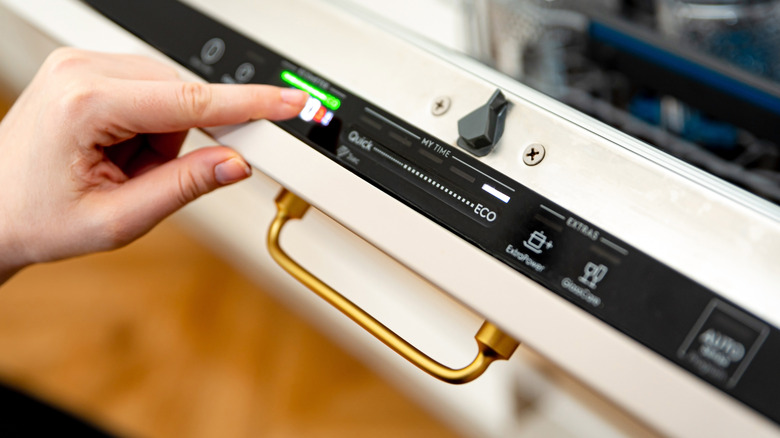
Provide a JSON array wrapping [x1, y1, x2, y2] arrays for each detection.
[[457, 89, 509, 157]]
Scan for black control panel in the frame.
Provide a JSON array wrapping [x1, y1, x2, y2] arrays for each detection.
[[83, 0, 780, 423]]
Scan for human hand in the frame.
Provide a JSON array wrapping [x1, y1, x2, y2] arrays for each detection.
[[0, 48, 308, 282]]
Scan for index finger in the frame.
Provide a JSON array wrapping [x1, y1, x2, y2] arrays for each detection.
[[104, 80, 309, 135]]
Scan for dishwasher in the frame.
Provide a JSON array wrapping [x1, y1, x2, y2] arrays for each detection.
[[1, 0, 778, 436]]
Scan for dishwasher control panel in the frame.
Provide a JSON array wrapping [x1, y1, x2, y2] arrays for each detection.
[[83, 0, 780, 424]]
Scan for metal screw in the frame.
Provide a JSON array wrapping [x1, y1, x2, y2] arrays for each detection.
[[522, 144, 546, 166], [431, 96, 451, 116]]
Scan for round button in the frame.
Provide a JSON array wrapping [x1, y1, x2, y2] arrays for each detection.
[[200, 37, 226, 65], [235, 62, 255, 83]]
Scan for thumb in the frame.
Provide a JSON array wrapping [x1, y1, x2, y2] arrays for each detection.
[[101, 146, 251, 243], [174, 146, 253, 203]]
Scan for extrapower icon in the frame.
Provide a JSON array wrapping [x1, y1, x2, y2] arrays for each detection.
[[523, 230, 553, 254]]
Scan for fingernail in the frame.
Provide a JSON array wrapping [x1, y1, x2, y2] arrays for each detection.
[[280, 88, 308, 105], [215, 157, 252, 185]]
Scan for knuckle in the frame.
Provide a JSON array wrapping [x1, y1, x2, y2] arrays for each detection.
[[45, 47, 90, 75], [176, 166, 210, 207], [37, 49, 104, 123], [177, 82, 213, 120], [57, 80, 101, 120]]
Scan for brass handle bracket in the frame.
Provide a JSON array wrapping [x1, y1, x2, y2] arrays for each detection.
[[267, 189, 520, 384]]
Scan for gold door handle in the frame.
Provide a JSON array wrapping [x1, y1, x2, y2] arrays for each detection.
[[267, 188, 520, 384]]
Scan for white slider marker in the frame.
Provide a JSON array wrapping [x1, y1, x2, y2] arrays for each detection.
[[482, 184, 510, 203]]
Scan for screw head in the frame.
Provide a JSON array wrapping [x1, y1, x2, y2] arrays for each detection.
[[431, 96, 451, 116], [522, 144, 545, 166]]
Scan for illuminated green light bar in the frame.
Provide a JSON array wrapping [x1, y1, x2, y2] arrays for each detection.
[[281, 70, 341, 111]]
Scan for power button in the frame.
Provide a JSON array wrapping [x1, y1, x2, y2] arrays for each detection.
[[200, 37, 225, 65]]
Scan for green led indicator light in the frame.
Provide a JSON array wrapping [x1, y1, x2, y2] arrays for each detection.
[[281, 70, 341, 111]]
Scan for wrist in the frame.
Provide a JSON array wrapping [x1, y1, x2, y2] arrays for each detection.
[[0, 249, 24, 285], [0, 218, 30, 286]]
